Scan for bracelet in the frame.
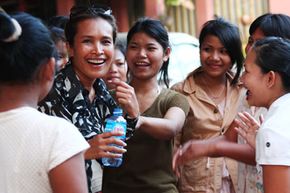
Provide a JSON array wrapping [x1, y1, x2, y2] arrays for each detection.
[[125, 114, 139, 129]]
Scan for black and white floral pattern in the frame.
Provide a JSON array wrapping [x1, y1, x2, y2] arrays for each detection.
[[38, 62, 135, 193]]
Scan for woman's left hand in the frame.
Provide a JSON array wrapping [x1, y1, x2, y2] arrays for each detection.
[[234, 111, 263, 149]]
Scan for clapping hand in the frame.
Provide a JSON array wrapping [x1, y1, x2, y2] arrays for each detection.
[[234, 112, 264, 149]]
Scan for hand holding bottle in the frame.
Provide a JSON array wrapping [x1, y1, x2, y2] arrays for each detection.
[[84, 130, 127, 160]]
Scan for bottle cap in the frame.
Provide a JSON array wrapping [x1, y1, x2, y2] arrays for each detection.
[[113, 107, 122, 114]]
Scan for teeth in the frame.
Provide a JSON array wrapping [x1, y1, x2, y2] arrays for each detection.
[[88, 59, 104, 64], [136, 62, 147, 65]]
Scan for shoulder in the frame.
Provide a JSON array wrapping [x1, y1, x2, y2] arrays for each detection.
[[34, 110, 77, 132], [171, 69, 200, 95], [257, 126, 290, 166], [171, 81, 185, 92], [264, 94, 290, 129], [160, 89, 185, 100], [34, 112, 89, 153], [159, 89, 189, 114]]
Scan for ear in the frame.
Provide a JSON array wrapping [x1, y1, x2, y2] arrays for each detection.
[[266, 70, 276, 88], [163, 47, 171, 62]]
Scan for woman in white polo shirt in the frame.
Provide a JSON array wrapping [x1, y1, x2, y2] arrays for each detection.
[[239, 36, 290, 193]]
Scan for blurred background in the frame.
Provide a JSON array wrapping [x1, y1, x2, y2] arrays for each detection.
[[1, 0, 290, 43], [2, 0, 290, 86]]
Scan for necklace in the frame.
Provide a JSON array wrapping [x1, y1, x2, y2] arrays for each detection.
[[201, 77, 226, 99]]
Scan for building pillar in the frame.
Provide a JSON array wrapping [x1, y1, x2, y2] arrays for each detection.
[[111, 0, 130, 32], [144, 0, 165, 19], [195, 0, 214, 36]]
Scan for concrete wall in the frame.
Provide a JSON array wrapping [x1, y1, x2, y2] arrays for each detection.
[[268, 0, 290, 15]]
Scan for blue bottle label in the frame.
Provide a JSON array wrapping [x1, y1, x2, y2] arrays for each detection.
[[105, 120, 126, 139]]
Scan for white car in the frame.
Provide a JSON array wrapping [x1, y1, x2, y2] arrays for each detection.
[[166, 32, 200, 87]]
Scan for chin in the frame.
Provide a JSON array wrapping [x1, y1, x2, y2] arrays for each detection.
[[248, 99, 262, 108], [92, 72, 107, 79]]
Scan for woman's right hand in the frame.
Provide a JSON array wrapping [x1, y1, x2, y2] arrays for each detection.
[[172, 140, 213, 177], [84, 131, 127, 160], [113, 80, 140, 119]]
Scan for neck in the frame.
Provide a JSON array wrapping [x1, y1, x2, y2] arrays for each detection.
[[73, 66, 95, 92], [0, 84, 39, 112], [129, 77, 161, 113], [266, 89, 288, 109], [201, 73, 227, 86], [130, 78, 160, 94], [199, 73, 227, 101]]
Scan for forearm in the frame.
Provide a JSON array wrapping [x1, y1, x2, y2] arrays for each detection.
[[49, 153, 88, 193], [213, 139, 256, 165], [263, 165, 290, 193], [137, 116, 182, 140]]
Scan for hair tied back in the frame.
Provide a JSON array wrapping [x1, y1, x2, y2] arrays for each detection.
[[0, 12, 22, 42]]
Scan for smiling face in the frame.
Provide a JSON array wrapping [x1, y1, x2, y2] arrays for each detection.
[[241, 49, 269, 107], [200, 35, 232, 78], [126, 32, 170, 81], [103, 48, 128, 90], [69, 18, 114, 86]]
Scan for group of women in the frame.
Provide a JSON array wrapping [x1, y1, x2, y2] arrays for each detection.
[[1, 2, 290, 193]]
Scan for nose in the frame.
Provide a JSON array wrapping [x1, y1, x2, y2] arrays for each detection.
[[138, 48, 147, 57], [211, 51, 220, 61], [109, 63, 118, 73], [93, 42, 104, 54]]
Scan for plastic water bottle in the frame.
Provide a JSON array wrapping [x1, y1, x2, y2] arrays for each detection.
[[102, 107, 127, 167]]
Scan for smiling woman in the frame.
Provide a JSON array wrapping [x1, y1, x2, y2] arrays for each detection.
[[171, 17, 244, 193], [102, 17, 190, 193], [240, 37, 290, 193], [38, 3, 140, 193]]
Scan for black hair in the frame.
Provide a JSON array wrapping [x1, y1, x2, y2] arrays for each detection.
[[249, 13, 290, 39], [253, 37, 290, 92], [127, 17, 170, 88], [47, 15, 69, 30], [115, 37, 126, 56], [199, 17, 244, 85], [0, 12, 57, 84], [65, 4, 117, 46], [49, 26, 66, 43]]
